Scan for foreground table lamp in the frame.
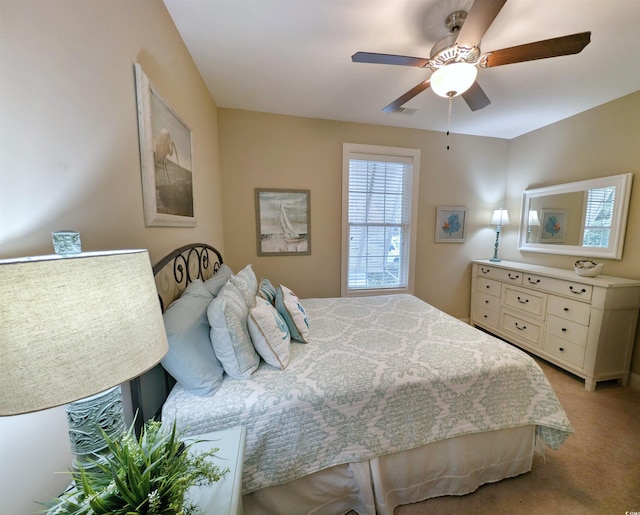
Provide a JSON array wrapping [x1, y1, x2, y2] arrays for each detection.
[[0, 242, 168, 470], [490, 208, 510, 262]]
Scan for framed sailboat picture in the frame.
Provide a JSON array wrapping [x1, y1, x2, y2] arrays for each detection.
[[255, 188, 311, 256]]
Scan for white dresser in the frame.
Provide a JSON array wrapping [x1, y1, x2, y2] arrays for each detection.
[[470, 260, 640, 391]]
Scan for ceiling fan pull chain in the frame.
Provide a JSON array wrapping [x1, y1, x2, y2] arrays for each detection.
[[446, 95, 453, 150]]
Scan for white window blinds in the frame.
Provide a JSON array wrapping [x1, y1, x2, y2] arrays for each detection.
[[583, 186, 615, 248], [344, 152, 416, 293]]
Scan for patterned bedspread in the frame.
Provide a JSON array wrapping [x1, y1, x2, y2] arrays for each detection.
[[162, 294, 573, 493]]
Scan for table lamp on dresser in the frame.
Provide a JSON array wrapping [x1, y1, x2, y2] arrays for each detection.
[[490, 208, 510, 262], [0, 238, 168, 471]]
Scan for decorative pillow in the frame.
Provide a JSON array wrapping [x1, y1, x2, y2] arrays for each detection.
[[248, 296, 291, 369], [204, 263, 233, 296], [207, 281, 260, 379], [230, 264, 258, 308], [258, 278, 277, 305], [275, 284, 310, 343], [161, 280, 224, 396]]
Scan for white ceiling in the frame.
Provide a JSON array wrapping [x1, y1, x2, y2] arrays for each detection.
[[163, 0, 640, 139]]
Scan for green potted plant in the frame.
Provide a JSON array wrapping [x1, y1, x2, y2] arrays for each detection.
[[44, 420, 228, 515]]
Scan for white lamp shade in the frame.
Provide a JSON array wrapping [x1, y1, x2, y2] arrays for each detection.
[[0, 249, 168, 416], [491, 209, 510, 226], [528, 210, 541, 226], [430, 63, 478, 98]]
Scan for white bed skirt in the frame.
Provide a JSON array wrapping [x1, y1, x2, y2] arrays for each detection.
[[243, 425, 536, 515]]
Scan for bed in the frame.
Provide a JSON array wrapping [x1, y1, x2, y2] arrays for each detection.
[[130, 243, 573, 515]]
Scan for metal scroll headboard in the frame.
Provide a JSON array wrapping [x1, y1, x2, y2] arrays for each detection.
[[129, 243, 223, 435]]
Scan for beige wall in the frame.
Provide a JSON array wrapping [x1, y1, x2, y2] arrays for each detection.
[[218, 94, 640, 376], [503, 91, 640, 373], [0, 1, 224, 513], [218, 109, 510, 318]]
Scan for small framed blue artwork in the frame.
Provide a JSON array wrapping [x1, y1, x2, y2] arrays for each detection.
[[435, 206, 467, 243], [538, 208, 567, 243]]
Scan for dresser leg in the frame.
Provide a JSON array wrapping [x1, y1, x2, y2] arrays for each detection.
[[584, 379, 596, 392]]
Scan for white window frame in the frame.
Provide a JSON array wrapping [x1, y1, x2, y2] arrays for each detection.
[[341, 143, 420, 297]]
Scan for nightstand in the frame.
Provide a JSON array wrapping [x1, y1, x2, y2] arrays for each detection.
[[186, 426, 246, 515]]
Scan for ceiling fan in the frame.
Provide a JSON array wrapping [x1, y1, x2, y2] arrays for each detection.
[[352, 0, 591, 113]]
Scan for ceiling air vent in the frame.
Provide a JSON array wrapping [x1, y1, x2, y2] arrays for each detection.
[[388, 107, 418, 115]]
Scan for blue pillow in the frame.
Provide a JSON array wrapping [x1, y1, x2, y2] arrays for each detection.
[[204, 264, 233, 296], [161, 280, 224, 396]]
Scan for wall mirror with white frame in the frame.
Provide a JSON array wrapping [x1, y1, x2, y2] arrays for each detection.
[[518, 173, 633, 260]]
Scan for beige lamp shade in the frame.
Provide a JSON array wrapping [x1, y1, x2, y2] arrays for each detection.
[[528, 210, 541, 226], [491, 209, 511, 226], [0, 249, 168, 416]]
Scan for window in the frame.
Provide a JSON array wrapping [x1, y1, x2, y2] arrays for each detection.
[[341, 144, 420, 296], [582, 186, 615, 248]]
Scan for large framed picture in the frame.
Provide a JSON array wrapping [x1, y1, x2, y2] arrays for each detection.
[[135, 63, 195, 227], [538, 208, 567, 243], [255, 189, 310, 256], [435, 206, 467, 243]]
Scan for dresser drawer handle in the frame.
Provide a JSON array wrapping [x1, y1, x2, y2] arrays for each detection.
[[517, 296, 529, 304], [484, 300, 489, 304], [483, 315, 488, 319], [481, 267, 490, 274], [561, 328, 567, 332], [508, 273, 520, 280], [569, 286, 587, 295], [563, 307, 569, 312], [559, 347, 565, 352], [486, 285, 491, 289], [527, 278, 540, 285], [514, 322, 527, 331]]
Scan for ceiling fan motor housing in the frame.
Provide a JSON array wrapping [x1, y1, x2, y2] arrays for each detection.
[[429, 11, 480, 70]]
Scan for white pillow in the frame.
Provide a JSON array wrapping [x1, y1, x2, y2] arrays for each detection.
[[207, 282, 260, 379], [275, 284, 309, 343], [248, 296, 291, 369], [230, 264, 258, 307]]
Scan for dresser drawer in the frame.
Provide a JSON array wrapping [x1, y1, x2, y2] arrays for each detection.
[[546, 314, 588, 346], [475, 307, 499, 329], [544, 334, 586, 368], [502, 284, 547, 318], [500, 312, 543, 347], [477, 277, 501, 298], [547, 295, 591, 325], [523, 274, 593, 300], [477, 265, 523, 285], [476, 291, 500, 312]]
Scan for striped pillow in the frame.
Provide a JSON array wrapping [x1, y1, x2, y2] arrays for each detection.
[[258, 278, 277, 305], [275, 284, 309, 343]]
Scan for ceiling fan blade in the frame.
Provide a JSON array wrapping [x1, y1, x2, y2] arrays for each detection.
[[382, 80, 431, 112], [462, 81, 491, 111], [455, 0, 507, 49], [352, 51, 429, 68], [483, 32, 591, 67]]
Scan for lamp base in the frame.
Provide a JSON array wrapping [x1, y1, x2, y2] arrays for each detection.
[[489, 257, 501, 262], [66, 386, 126, 470], [490, 227, 502, 262]]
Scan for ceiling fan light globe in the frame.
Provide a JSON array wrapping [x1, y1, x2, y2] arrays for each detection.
[[430, 63, 478, 98]]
